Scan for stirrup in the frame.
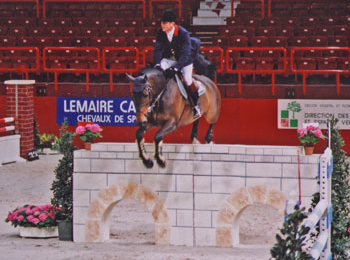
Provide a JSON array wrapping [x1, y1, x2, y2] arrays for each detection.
[[193, 105, 201, 119]]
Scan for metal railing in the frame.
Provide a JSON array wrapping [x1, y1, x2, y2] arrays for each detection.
[[43, 47, 100, 92]]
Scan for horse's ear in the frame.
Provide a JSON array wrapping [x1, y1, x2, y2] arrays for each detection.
[[125, 73, 135, 82], [142, 74, 148, 82]]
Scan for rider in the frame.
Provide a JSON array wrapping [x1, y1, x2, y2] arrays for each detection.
[[153, 9, 201, 119]]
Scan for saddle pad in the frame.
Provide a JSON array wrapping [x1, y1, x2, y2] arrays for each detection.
[[175, 74, 188, 99], [175, 74, 206, 100], [197, 80, 206, 96]]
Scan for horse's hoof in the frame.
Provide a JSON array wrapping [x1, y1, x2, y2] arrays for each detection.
[[192, 138, 201, 144], [143, 159, 154, 168], [156, 158, 166, 168]]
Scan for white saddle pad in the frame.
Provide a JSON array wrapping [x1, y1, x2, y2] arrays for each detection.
[[175, 75, 206, 100]]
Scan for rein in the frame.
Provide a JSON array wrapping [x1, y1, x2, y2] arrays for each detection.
[[147, 84, 167, 113], [147, 79, 170, 114]]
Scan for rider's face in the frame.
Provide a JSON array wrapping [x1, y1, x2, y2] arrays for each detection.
[[161, 21, 174, 33]]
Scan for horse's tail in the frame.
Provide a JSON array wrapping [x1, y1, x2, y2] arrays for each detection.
[[193, 52, 217, 82]]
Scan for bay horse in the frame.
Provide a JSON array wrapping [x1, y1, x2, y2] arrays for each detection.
[[127, 66, 221, 168]]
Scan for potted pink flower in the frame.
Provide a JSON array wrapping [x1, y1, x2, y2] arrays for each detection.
[[297, 124, 325, 155], [75, 122, 102, 150], [5, 204, 61, 238]]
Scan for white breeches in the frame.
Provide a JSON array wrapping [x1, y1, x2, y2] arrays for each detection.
[[160, 58, 193, 86]]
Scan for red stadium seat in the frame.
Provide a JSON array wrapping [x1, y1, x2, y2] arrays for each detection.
[[303, 49, 323, 58], [295, 27, 314, 37], [268, 36, 288, 48], [242, 49, 261, 58], [327, 36, 348, 47], [337, 57, 350, 71], [235, 57, 255, 71], [275, 26, 294, 38], [29, 27, 46, 36], [295, 57, 317, 70], [333, 26, 349, 36], [234, 26, 255, 38], [0, 37, 15, 46], [261, 17, 281, 27], [251, 36, 269, 47], [18, 37, 35, 47], [301, 16, 321, 27], [255, 57, 274, 71], [255, 27, 276, 37], [52, 37, 71, 46], [109, 37, 128, 47], [100, 27, 118, 37], [34, 37, 53, 46], [89, 37, 111, 47], [230, 36, 248, 47], [212, 36, 229, 47], [315, 27, 334, 36], [318, 57, 337, 70], [289, 36, 309, 47], [308, 36, 328, 47], [323, 49, 348, 58]]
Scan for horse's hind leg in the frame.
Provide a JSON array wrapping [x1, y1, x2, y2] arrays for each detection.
[[191, 119, 200, 144], [136, 126, 154, 168], [204, 124, 215, 144]]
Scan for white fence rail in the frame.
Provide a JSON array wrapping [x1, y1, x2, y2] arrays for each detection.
[[0, 116, 23, 165], [0, 116, 18, 133], [286, 147, 333, 260]]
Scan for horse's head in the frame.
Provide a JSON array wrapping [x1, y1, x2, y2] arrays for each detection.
[[126, 73, 152, 126]]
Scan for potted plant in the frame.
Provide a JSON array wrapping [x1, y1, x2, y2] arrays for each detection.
[[75, 122, 102, 150], [5, 204, 60, 238], [38, 133, 60, 154], [51, 119, 76, 241], [297, 124, 325, 155]]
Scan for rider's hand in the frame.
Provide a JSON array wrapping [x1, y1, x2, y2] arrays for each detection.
[[164, 67, 177, 79]]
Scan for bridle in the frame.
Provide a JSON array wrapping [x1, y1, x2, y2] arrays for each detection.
[[133, 80, 168, 121]]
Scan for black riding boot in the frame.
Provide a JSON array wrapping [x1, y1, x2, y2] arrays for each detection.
[[190, 89, 201, 119]]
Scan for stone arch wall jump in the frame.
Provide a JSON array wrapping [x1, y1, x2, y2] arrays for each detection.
[[73, 142, 320, 246], [216, 185, 286, 247], [85, 182, 170, 245]]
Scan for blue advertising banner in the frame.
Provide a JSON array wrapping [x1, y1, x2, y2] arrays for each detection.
[[57, 97, 136, 126]]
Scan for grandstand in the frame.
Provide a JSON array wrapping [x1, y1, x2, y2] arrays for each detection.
[[0, 0, 349, 99]]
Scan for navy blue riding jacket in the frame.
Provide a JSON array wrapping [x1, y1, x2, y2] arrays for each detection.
[[153, 25, 195, 71]]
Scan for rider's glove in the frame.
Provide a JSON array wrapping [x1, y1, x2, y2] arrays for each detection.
[[164, 67, 177, 79]]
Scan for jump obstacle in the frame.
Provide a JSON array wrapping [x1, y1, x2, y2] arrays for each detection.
[[0, 116, 25, 165], [73, 142, 321, 247], [286, 148, 333, 260]]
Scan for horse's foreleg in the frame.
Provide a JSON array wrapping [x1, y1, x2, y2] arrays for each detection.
[[136, 126, 154, 168], [204, 124, 215, 144], [154, 121, 177, 168], [154, 139, 166, 168], [190, 119, 200, 144]]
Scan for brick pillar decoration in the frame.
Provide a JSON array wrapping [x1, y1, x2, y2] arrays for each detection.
[[5, 80, 35, 159]]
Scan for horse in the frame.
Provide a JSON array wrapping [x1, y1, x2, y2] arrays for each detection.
[[126, 61, 221, 169]]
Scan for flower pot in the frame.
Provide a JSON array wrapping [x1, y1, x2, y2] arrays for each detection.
[[19, 226, 58, 238], [304, 146, 314, 155], [84, 142, 92, 151], [57, 220, 73, 241]]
